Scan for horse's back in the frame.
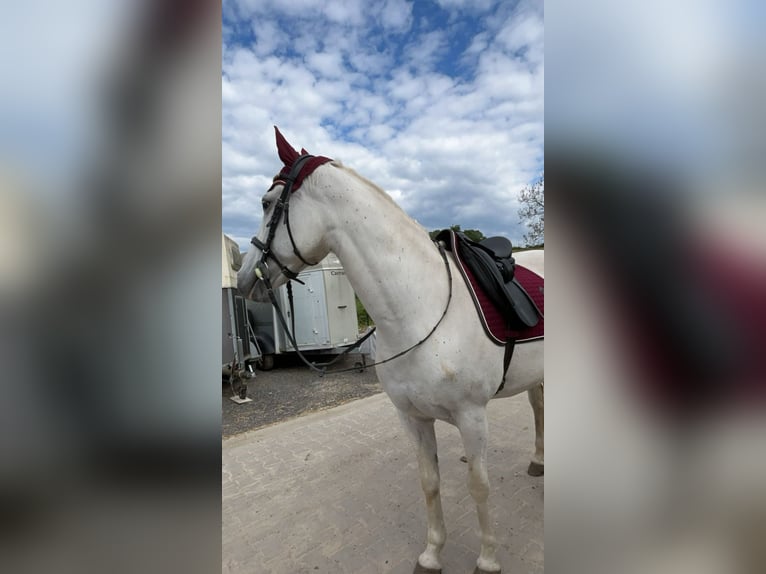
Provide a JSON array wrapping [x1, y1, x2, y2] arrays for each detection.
[[514, 249, 544, 278]]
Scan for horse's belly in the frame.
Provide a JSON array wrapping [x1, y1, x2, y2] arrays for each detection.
[[375, 334, 501, 419], [495, 339, 544, 398]]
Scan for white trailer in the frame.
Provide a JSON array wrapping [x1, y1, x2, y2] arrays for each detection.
[[245, 252, 360, 369]]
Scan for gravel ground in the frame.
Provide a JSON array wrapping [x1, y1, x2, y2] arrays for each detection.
[[222, 354, 382, 438]]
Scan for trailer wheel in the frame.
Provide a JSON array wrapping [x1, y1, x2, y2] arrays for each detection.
[[259, 354, 275, 371]]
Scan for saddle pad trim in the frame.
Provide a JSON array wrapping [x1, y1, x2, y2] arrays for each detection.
[[454, 251, 505, 345], [448, 232, 544, 345]]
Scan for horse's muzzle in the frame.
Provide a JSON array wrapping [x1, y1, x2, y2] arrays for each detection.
[[246, 280, 270, 302], [236, 267, 256, 299], [237, 262, 272, 302]]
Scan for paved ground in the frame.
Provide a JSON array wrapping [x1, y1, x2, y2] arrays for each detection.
[[222, 355, 382, 437], [222, 392, 543, 574]]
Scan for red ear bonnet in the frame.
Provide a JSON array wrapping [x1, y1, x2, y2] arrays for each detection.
[[272, 126, 333, 191], [275, 126, 300, 167]]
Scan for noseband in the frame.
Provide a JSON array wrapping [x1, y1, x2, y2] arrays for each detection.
[[251, 154, 318, 283]]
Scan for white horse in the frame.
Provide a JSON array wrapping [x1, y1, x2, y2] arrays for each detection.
[[237, 130, 544, 574]]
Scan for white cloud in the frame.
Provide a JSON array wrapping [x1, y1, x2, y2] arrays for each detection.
[[403, 30, 447, 72], [250, 19, 283, 57], [433, 0, 494, 12], [377, 0, 414, 31], [306, 51, 344, 78], [223, 0, 544, 245], [464, 30, 490, 58], [324, 0, 366, 25], [497, 8, 544, 64]]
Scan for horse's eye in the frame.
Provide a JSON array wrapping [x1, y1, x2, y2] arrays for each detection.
[[262, 200, 271, 212]]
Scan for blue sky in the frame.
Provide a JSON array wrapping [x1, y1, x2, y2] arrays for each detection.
[[222, 0, 544, 249]]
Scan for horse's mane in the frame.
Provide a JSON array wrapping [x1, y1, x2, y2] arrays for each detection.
[[330, 161, 424, 231]]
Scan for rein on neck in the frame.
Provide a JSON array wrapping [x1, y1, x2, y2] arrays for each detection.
[[259, 241, 453, 376], [250, 155, 454, 374]]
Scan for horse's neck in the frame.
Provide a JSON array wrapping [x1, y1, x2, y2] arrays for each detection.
[[321, 169, 448, 338]]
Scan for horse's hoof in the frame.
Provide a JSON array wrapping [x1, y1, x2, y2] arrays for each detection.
[[527, 461, 544, 476], [473, 568, 501, 574], [413, 563, 441, 574]]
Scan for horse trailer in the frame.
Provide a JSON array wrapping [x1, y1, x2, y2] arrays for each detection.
[[222, 233, 258, 400], [223, 235, 360, 370], [245, 252, 360, 368]]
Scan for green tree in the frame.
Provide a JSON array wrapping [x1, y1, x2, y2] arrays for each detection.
[[356, 295, 373, 330], [462, 228, 486, 242], [429, 224, 486, 242]]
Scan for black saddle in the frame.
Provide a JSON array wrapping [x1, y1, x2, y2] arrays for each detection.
[[436, 230, 540, 329]]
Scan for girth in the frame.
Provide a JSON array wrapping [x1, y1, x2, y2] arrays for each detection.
[[436, 229, 543, 393]]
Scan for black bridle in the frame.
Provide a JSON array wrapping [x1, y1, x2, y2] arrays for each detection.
[[251, 154, 318, 284], [249, 155, 454, 375]]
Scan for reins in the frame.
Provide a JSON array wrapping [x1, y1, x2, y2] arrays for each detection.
[[251, 153, 454, 375], [260, 244, 453, 376]]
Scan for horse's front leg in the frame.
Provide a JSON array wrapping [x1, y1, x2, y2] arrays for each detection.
[[527, 383, 544, 476], [456, 408, 501, 574], [398, 412, 447, 574]]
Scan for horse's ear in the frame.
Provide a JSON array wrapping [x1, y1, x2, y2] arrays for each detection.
[[274, 126, 300, 167], [300, 148, 308, 155]]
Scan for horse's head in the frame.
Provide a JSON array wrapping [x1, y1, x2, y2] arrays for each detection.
[[237, 127, 333, 301]]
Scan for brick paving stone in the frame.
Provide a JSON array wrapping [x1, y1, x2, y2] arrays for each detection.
[[223, 393, 543, 573]]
